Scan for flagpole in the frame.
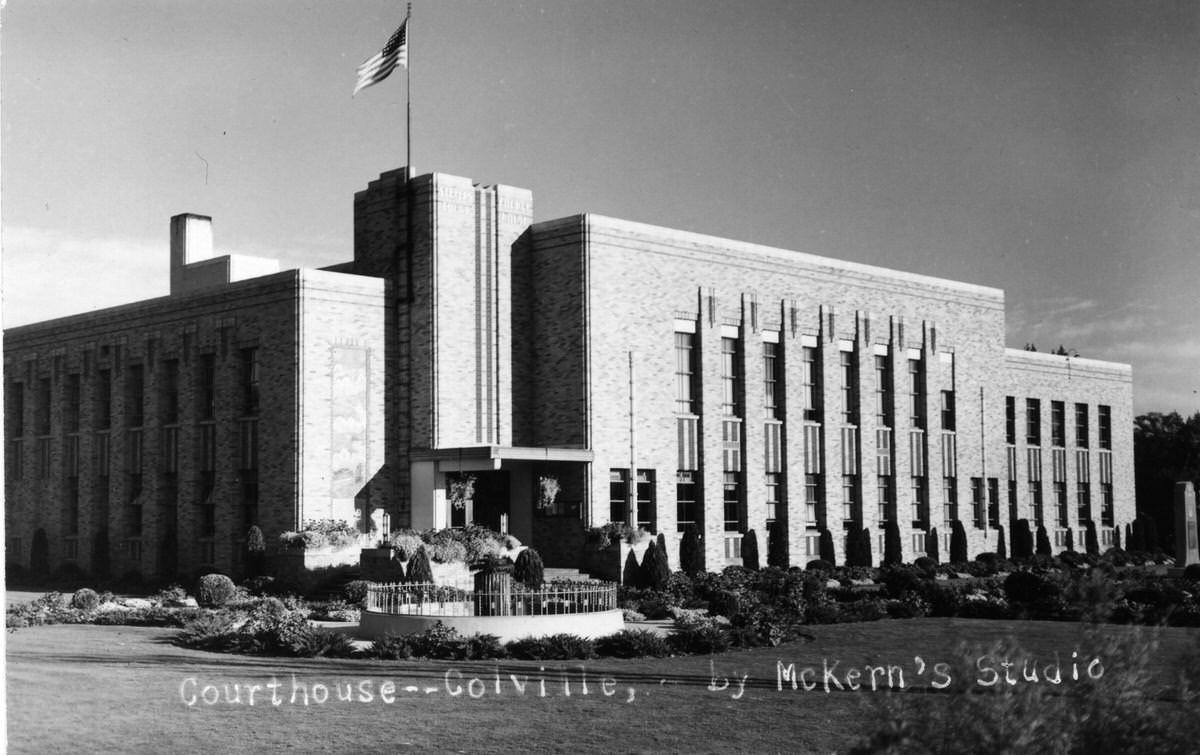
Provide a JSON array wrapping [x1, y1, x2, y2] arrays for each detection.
[[406, 2, 412, 176]]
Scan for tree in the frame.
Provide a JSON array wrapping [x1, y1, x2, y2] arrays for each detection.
[[656, 532, 671, 572], [819, 528, 836, 564], [622, 549, 644, 587], [406, 545, 434, 584], [1112, 524, 1122, 550], [1135, 412, 1200, 553], [513, 547, 545, 589], [642, 541, 670, 590], [741, 530, 761, 571], [844, 529, 859, 567], [1013, 519, 1034, 560], [1035, 524, 1052, 556], [1084, 520, 1099, 556], [996, 524, 1007, 561], [767, 520, 789, 568], [926, 527, 940, 563], [884, 520, 902, 566], [1064, 527, 1075, 552], [950, 521, 968, 564], [1129, 517, 1146, 552], [679, 524, 704, 576]]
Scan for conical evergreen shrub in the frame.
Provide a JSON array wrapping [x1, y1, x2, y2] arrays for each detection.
[[741, 530, 761, 571], [513, 547, 545, 589], [406, 545, 434, 584]]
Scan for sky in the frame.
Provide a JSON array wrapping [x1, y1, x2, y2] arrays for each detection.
[[2, 0, 1198, 414]]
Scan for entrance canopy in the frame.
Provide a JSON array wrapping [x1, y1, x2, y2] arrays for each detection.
[[410, 445, 593, 472]]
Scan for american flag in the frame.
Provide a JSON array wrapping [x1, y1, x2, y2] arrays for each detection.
[[354, 19, 408, 96]]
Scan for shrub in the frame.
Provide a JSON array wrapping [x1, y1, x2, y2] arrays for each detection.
[[196, 574, 237, 608], [641, 542, 671, 591], [389, 529, 424, 561], [424, 539, 468, 564], [1085, 520, 1100, 556], [1035, 524, 1052, 556], [622, 549, 644, 588], [279, 519, 360, 551], [656, 532, 671, 572], [595, 629, 672, 658], [342, 580, 370, 607], [670, 617, 731, 654], [880, 566, 923, 599], [767, 520, 789, 568], [679, 525, 704, 575], [806, 559, 834, 572], [1013, 519, 1034, 560], [1003, 570, 1060, 606], [70, 588, 100, 611], [1065, 527, 1076, 552], [513, 547, 545, 590], [508, 633, 596, 660], [741, 530, 761, 571], [175, 611, 241, 651], [1183, 564, 1200, 581], [950, 521, 968, 564], [883, 520, 902, 566], [819, 528, 836, 563], [996, 524, 1007, 560], [367, 634, 415, 660], [406, 546, 434, 584], [926, 527, 940, 563]]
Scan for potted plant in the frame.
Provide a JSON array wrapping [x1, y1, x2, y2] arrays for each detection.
[[538, 475, 561, 509], [448, 473, 476, 510]]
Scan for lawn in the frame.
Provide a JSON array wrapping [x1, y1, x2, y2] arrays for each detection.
[[7, 617, 1199, 754]]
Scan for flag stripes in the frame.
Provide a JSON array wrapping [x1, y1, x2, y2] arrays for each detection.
[[354, 19, 408, 95]]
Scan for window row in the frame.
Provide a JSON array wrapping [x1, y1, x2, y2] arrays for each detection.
[[1005, 397, 1112, 450]]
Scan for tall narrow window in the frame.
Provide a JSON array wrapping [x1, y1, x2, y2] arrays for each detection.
[[970, 477, 984, 528], [908, 357, 925, 429], [608, 469, 628, 524], [940, 390, 956, 431], [636, 470, 655, 532], [766, 472, 781, 524], [762, 341, 779, 419], [127, 365, 145, 428], [723, 472, 742, 532], [1051, 400, 1065, 447], [911, 477, 927, 528], [66, 374, 81, 432], [97, 369, 112, 429], [804, 474, 820, 527], [1098, 405, 1111, 450], [987, 478, 1000, 528], [842, 475, 857, 523], [1005, 396, 1016, 445], [878, 475, 893, 523], [1055, 481, 1068, 527], [1074, 403, 1089, 448], [198, 354, 216, 422], [1026, 399, 1041, 446], [676, 471, 698, 530], [241, 347, 259, 416], [721, 337, 741, 416], [942, 477, 957, 526], [161, 360, 180, 425], [801, 346, 820, 421], [874, 354, 891, 427], [35, 377, 51, 436], [840, 349, 857, 425]]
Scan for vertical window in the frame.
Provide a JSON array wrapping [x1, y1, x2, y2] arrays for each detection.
[[66, 374, 81, 432], [1100, 483, 1114, 526], [676, 471, 698, 530], [1055, 481, 1068, 526], [636, 470, 655, 531], [1098, 405, 1111, 450], [674, 332, 697, 414], [608, 468, 628, 524], [840, 349, 857, 425], [766, 472, 781, 524], [1076, 482, 1091, 523], [1005, 396, 1016, 445], [801, 346, 820, 421], [97, 369, 112, 429], [987, 478, 1000, 528], [842, 475, 857, 523], [908, 358, 925, 429], [942, 477, 957, 526], [911, 477, 927, 528], [35, 377, 51, 436], [9, 382, 25, 438], [161, 360, 180, 425], [875, 354, 891, 426], [723, 472, 742, 531], [1075, 403, 1089, 448], [940, 390, 956, 431], [127, 429, 144, 501], [878, 475, 893, 523], [127, 365, 145, 427], [198, 354, 216, 421], [241, 347, 259, 416], [762, 341, 779, 419], [721, 337, 741, 416], [238, 419, 258, 471], [1051, 401, 1065, 447], [1029, 482, 1043, 524], [804, 474, 820, 527], [1008, 480, 1018, 524], [1025, 399, 1041, 446], [970, 477, 984, 528]]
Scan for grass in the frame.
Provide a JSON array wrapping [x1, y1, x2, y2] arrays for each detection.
[[7, 617, 1200, 754]]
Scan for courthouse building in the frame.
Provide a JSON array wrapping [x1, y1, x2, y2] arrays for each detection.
[[4, 167, 1135, 578]]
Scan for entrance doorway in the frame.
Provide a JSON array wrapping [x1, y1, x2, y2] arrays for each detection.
[[450, 470, 510, 532]]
